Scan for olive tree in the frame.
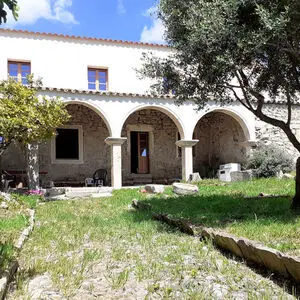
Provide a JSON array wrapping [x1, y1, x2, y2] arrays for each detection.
[[140, 0, 300, 209], [0, 76, 70, 189], [0, 0, 18, 24]]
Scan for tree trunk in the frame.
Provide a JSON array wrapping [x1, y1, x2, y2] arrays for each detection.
[[291, 157, 300, 210], [26, 143, 40, 190]]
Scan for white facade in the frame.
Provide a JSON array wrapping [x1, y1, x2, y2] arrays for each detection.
[[0, 29, 259, 188]]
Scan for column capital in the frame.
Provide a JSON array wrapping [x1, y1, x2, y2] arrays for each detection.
[[105, 137, 127, 146], [176, 139, 199, 148]]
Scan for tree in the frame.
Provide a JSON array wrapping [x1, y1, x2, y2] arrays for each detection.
[[140, 0, 300, 209], [0, 0, 18, 24], [0, 76, 70, 189]]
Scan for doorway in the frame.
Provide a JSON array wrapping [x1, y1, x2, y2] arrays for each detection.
[[130, 132, 149, 174]]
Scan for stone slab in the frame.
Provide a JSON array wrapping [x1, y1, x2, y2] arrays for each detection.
[[172, 183, 199, 195], [282, 255, 300, 282], [144, 184, 165, 194], [188, 173, 202, 183], [214, 232, 243, 258]]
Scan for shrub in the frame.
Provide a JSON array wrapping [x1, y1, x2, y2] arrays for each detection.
[[247, 145, 294, 178]]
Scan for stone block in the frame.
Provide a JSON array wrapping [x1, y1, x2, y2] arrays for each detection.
[[214, 232, 243, 258], [255, 246, 288, 277], [172, 183, 199, 195], [237, 239, 264, 265], [282, 255, 300, 282], [144, 184, 165, 194], [230, 171, 251, 182], [188, 173, 202, 183], [282, 173, 294, 180]]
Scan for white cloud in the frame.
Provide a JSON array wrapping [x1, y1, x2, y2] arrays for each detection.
[[140, 5, 165, 44], [4, 0, 78, 27], [117, 0, 126, 15]]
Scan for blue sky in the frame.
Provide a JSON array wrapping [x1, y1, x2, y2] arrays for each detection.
[[4, 0, 165, 43]]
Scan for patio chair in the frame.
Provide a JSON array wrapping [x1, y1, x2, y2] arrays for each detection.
[[93, 169, 107, 187], [1, 170, 15, 191]]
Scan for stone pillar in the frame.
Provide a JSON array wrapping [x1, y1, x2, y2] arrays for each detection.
[[176, 139, 199, 181], [26, 143, 39, 190], [105, 137, 127, 189]]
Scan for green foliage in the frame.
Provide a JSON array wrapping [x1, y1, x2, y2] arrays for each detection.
[[0, 0, 18, 24], [140, 0, 300, 152], [0, 76, 70, 154], [247, 145, 294, 177]]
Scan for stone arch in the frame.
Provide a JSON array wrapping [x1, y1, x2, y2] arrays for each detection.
[[192, 107, 252, 141], [193, 108, 250, 178], [120, 104, 185, 139], [65, 100, 112, 136]]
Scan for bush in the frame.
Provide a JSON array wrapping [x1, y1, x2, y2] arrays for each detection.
[[247, 145, 294, 178]]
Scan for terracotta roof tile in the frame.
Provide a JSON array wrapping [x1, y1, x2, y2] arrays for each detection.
[[40, 87, 174, 99], [0, 28, 168, 48]]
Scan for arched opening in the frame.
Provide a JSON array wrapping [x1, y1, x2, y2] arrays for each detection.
[[39, 104, 111, 186], [193, 111, 248, 178], [121, 108, 183, 185]]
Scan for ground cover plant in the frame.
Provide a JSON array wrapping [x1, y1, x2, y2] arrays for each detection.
[[0, 194, 38, 275], [142, 178, 300, 257], [7, 188, 296, 299]]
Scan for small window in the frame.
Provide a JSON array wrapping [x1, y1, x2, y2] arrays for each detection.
[[52, 126, 83, 164], [88, 68, 108, 91], [8, 61, 31, 84]]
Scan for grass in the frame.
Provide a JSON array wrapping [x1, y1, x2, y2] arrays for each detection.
[[141, 178, 300, 256], [0, 194, 39, 274], [8, 187, 296, 299]]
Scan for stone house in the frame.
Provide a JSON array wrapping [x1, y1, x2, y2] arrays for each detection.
[[0, 29, 300, 189]]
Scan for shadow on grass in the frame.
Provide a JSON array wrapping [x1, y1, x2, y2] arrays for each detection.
[[127, 194, 300, 297], [139, 194, 298, 228]]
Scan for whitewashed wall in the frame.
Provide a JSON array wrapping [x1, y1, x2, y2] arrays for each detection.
[[0, 31, 169, 94]]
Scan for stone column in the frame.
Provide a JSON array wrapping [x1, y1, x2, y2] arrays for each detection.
[[105, 137, 127, 189], [176, 139, 199, 181], [26, 143, 39, 190]]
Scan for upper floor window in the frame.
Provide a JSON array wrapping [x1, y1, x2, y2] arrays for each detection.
[[88, 68, 108, 91], [8, 61, 31, 84]]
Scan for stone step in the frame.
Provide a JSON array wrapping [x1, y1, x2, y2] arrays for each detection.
[[65, 187, 113, 198], [65, 187, 113, 193]]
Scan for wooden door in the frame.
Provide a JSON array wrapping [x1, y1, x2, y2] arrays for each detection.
[[137, 132, 149, 174]]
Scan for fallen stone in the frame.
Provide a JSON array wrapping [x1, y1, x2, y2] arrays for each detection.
[[172, 183, 199, 195], [230, 171, 251, 182], [144, 184, 165, 194], [0, 202, 8, 209], [0, 192, 11, 202], [282, 255, 300, 282], [46, 195, 69, 201], [276, 170, 283, 179], [255, 245, 288, 277], [28, 274, 53, 300], [237, 239, 264, 265], [282, 173, 294, 180], [188, 173, 202, 183], [214, 232, 243, 258]]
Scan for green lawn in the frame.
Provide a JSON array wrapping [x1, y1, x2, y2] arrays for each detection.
[[8, 188, 295, 299], [0, 194, 38, 275], [142, 178, 300, 256]]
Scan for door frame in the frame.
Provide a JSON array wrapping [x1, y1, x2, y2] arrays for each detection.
[[126, 125, 154, 174]]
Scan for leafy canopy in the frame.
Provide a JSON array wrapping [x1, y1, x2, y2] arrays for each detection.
[[140, 0, 300, 151], [0, 76, 70, 153], [0, 0, 18, 24]]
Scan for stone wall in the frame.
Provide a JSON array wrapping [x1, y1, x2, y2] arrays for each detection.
[[38, 104, 111, 185], [193, 112, 248, 178], [255, 104, 300, 160], [121, 109, 182, 182]]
